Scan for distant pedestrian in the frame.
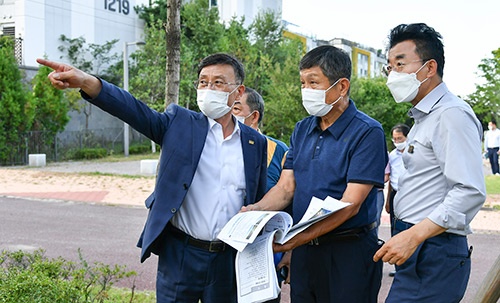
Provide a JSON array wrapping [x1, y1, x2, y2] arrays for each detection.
[[484, 120, 500, 175]]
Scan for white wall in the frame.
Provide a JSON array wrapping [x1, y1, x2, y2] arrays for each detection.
[[0, 0, 148, 67], [218, 0, 282, 28]]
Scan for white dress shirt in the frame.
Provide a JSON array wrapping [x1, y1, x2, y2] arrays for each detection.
[[171, 117, 246, 240], [388, 148, 405, 191], [484, 128, 500, 149]]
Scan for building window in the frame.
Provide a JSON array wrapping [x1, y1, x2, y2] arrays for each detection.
[[357, 53, 368, 78], [211, 0, 218, 7], [1, 26, 15, 37]]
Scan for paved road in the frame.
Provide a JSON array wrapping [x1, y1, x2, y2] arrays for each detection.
[[0, 196, 157, 291], [1, 196, 499, 302]]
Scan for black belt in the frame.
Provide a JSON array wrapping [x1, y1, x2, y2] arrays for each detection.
[[394, 219, 465, 238], [308, 221, 377, 245], [168, 225, 228, 253]]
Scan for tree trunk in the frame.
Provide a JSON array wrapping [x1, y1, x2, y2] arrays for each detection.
[[164, 0, 181, 108]]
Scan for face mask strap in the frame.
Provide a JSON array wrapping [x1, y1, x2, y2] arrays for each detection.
[[246, 110, 257, 120], [227, 85, 242, 109], [330, 95, 343, 107], [325, 78, 341, 93]]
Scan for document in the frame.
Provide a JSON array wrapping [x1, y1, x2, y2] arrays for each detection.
[[217, 196, 351, 303]]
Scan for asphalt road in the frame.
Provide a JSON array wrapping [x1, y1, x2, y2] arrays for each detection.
[[1, 196, 499, 302]]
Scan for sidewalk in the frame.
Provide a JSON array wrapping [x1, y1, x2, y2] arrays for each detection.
[[1, 159, 499, 232]]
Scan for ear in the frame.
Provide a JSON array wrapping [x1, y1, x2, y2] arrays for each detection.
[[424, 59, 438, 78], [235, 84, 246, 100], [251, 111, 260, 127], [339, 78, 350, 97]]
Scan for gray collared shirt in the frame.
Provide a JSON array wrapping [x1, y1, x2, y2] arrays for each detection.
[[394, 82, 486, 235]]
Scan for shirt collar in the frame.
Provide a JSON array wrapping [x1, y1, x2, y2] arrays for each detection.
[[306, 99, 357, 139], [408, 82, 448, 119], [207, 116, 241, 136]]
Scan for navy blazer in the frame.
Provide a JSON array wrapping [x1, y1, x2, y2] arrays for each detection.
[[84, 80, 268, 262]]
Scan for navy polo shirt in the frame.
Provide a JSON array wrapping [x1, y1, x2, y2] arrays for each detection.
[[284, 100, 387, 229]]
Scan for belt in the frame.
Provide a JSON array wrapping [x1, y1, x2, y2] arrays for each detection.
[[394, 219, 465, 238], [168, 225, 228, 253], [308, 221, 377, 245]]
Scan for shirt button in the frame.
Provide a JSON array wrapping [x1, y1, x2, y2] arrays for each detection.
[[170, 208, 177, 213]]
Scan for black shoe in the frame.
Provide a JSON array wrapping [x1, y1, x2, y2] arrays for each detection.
[[388, 270, 396, 277]]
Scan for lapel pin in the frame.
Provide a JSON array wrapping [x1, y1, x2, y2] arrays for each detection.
[[249, 140, 255, 145], [408, 145, 414, 154]]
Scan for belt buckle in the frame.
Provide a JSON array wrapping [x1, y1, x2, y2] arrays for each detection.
[[208, 241, 223, 252], [309, 238, 319, 246]]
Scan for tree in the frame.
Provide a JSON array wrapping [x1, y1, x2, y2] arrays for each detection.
[[132, 1, 309, 142], [467, 48, 500, 123], [0, 37, 35, 163], [129, 19, 167, 111], [165, 0, 181, 107], [30, 64, 70, 145], [350, 76, 412, 139], [58, 35, 120, 129]]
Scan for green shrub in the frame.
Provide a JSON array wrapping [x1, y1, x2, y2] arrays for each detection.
[[129, 143, 151, 155], [71, 148, 108, 160], [0, 249, 148, 303]]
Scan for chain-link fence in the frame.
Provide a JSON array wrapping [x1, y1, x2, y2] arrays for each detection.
[[1, 128, 149, 166]]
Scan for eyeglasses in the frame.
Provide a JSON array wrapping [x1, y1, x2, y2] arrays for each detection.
[[382, 59, 429, 76], [193, 79, 240, 90], [391, 137, 406, 143]]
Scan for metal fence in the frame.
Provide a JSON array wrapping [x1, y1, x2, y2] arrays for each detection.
[[1, 128, 148, 166]]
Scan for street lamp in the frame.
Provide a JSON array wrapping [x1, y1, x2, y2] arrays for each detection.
[[123, 41, 145, 157]]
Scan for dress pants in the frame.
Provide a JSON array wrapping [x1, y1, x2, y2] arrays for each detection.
[[386, 219, 471, 303], [488, 147, 499, 174], [156, 229, 237, 303], [290, 229, 382, 302]]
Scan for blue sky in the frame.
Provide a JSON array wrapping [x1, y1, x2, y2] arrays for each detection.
[[282, 0, 499, 97]]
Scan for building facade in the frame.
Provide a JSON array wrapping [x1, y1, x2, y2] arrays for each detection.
[[331, 37, 386, 78], [0, 0, 148, 67], [211, 0, 281, 28]]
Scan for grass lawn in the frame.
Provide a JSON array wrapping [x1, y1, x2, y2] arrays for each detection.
[[485, 175, 500, 195]]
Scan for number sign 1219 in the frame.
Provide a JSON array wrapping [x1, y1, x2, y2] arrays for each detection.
[[104, 0, 130, 15]]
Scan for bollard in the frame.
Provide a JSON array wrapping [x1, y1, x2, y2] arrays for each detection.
[[28, 154, 46, 167], [140, 159, 159, 175]]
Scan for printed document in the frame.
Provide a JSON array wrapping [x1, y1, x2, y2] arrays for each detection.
[[217, 196, 351, 303]]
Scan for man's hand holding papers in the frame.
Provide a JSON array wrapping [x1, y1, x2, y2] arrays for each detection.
[[217, 196, 351, 303]]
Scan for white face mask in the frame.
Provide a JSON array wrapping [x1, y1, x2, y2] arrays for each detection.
[[394, 141, 407, 151], [302, 79, 342, 117], [197, 86, 239, 119], [488, 125, 493, 131], [235, 111, 255, 125], [386, 62, 429, 103]]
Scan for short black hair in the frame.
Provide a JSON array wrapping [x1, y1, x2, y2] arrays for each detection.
[[391, 123, 410, 137], [197, 53, 245, 84], [299, 45, 351, 85], [387, 23, 445, 78], [243, 87, 265, 124]]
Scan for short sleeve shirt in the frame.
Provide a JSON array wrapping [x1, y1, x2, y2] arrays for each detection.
[[284, 100, 388, 229]]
